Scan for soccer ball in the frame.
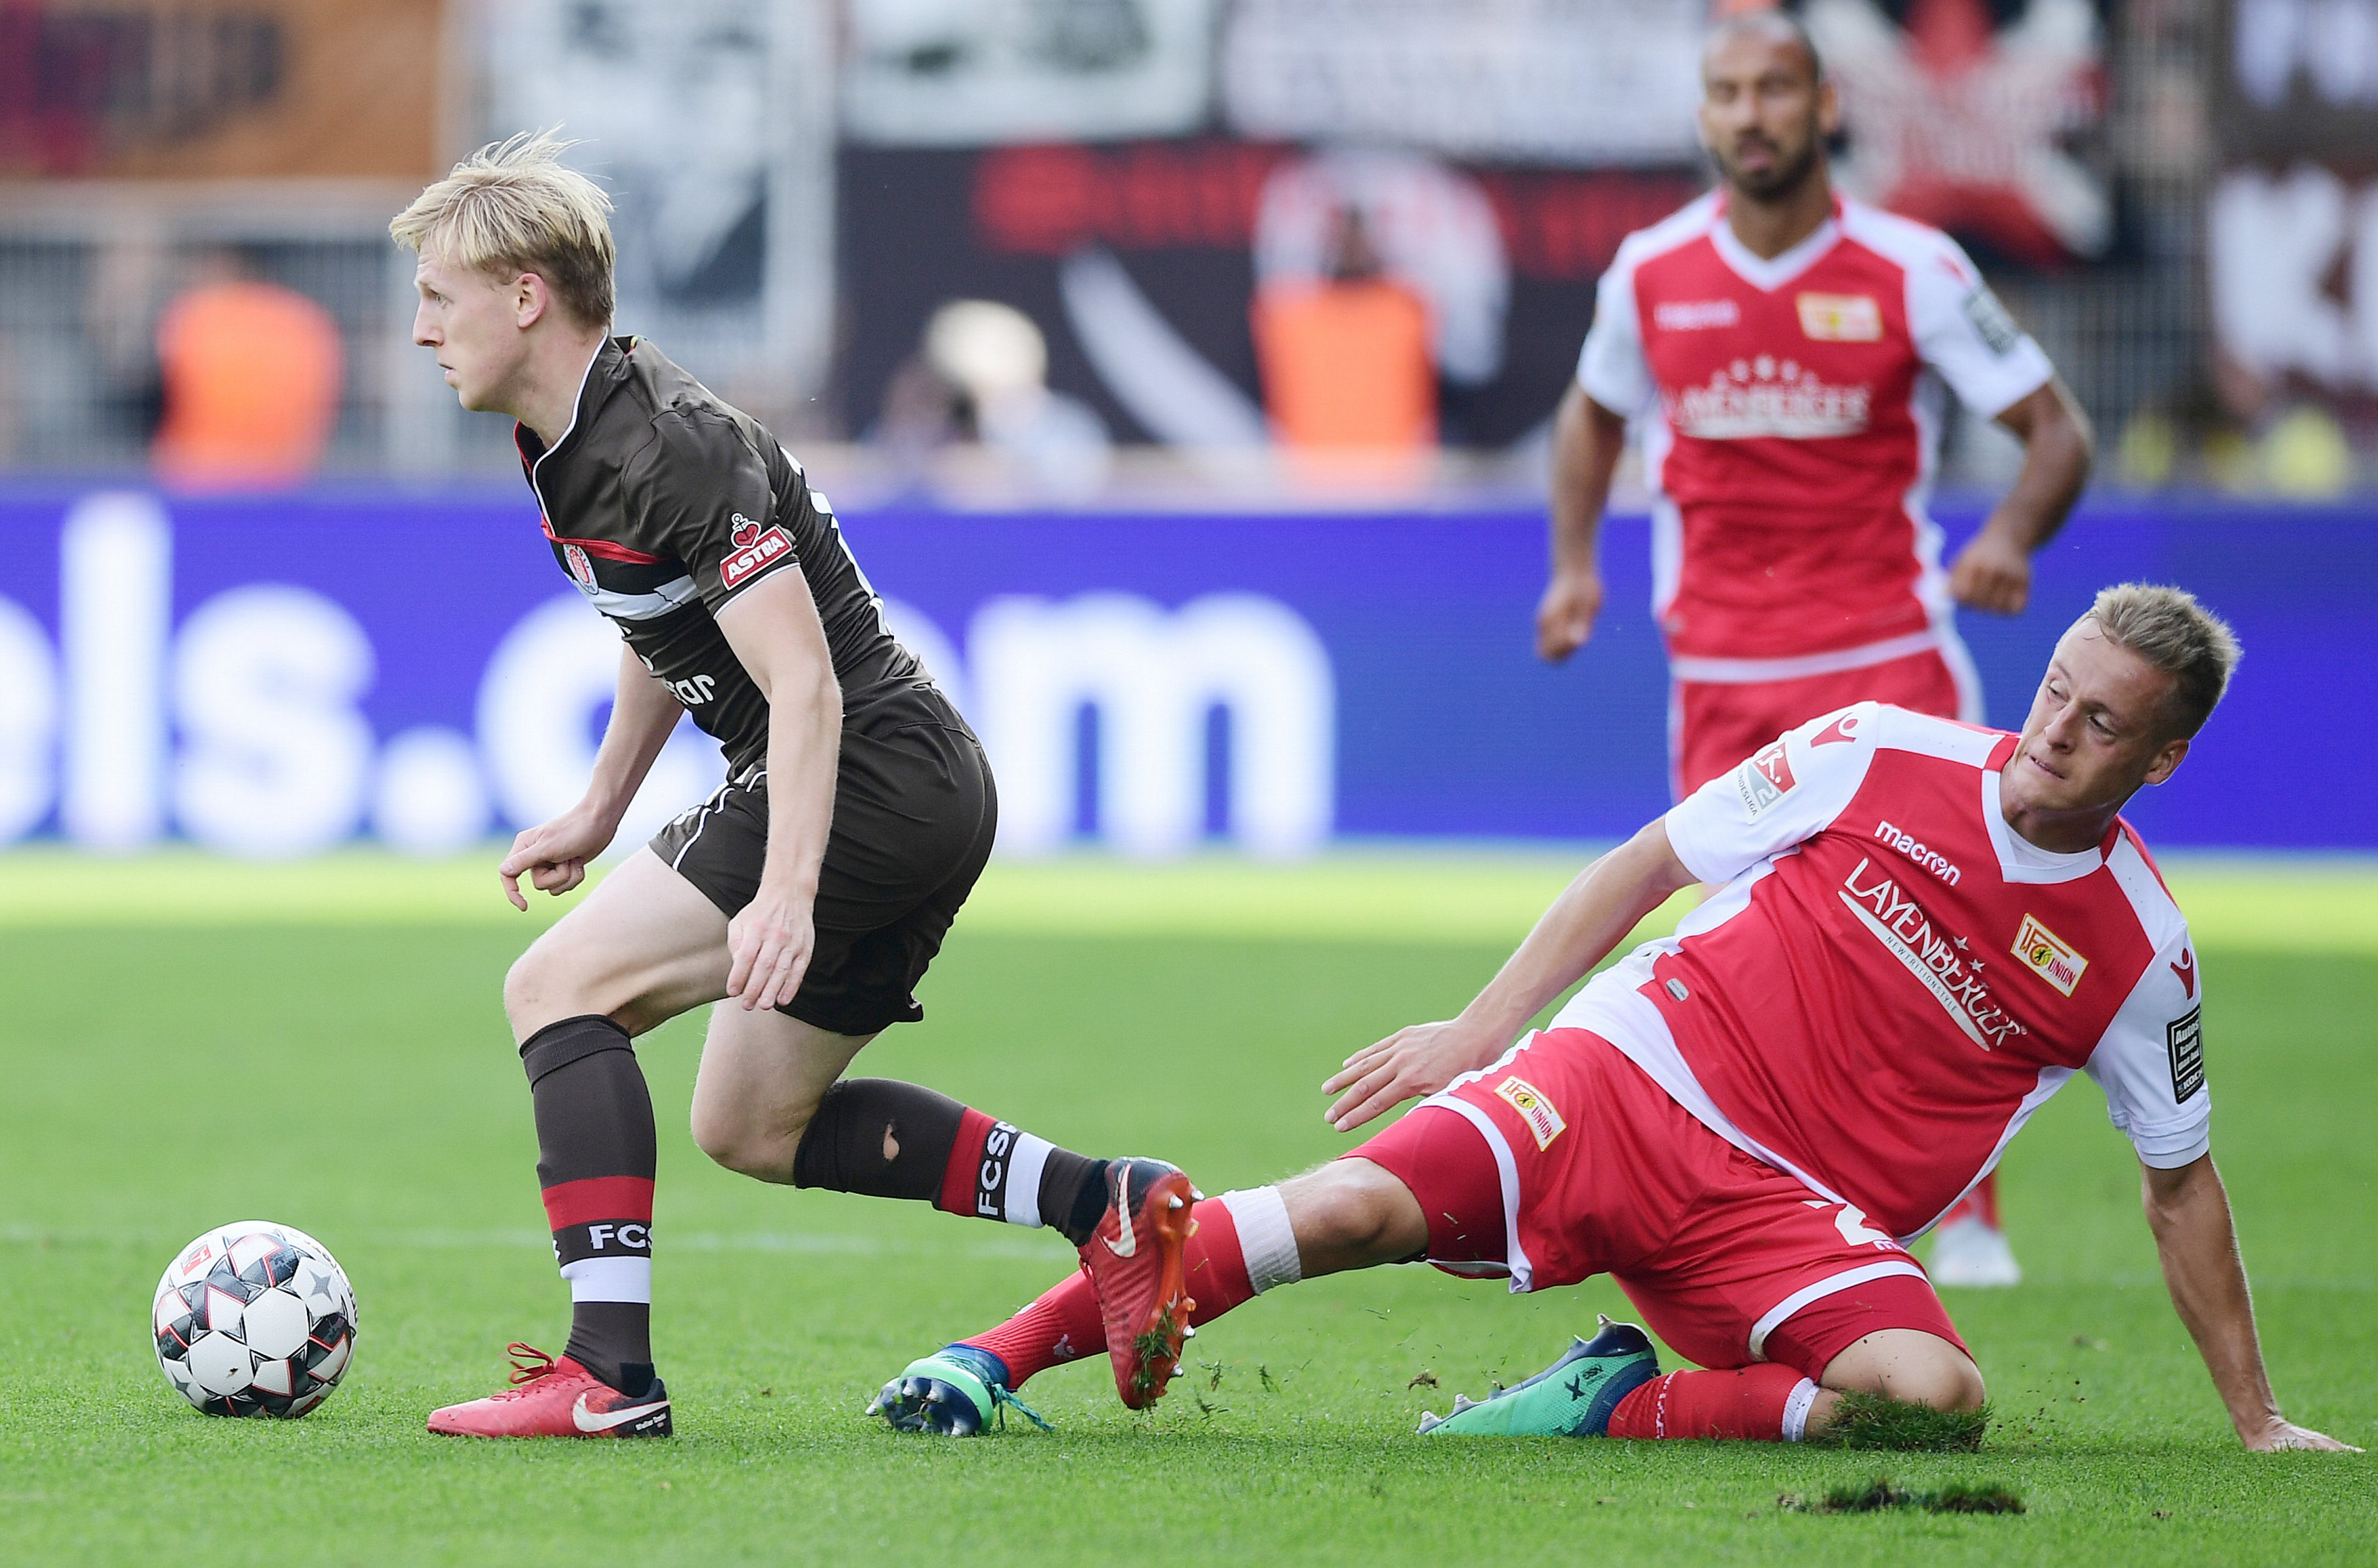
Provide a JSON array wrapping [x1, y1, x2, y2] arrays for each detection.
[[151, 1221, 358, 1418]]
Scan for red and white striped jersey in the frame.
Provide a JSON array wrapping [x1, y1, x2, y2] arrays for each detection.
[[1552, 702, 2208, 1243], [1577, 193, 2053, 670]]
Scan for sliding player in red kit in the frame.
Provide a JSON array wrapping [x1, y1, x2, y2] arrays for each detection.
[[1536, 13, 2095, 1284], [874, 586, 2350, 1455]]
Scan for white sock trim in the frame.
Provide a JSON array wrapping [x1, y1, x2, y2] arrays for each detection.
[[560, 1256, 652, 1304], [1781, 1376, 1822, 1443], [1004, 1132, 1052, 1229], [1218, 1186, 1301, 1294]]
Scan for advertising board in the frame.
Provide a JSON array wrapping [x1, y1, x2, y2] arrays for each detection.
[[0, 487, 2364, 858]]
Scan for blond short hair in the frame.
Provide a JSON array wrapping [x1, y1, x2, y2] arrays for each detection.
[[391, 131, 615, 328], [2083, 583, 2242, 739]]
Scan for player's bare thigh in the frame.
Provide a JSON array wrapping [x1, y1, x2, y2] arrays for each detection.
[[501, 847, 734, 1039], [1799, 1327, 1986, 1437], [686, 1005, 877, 1184]]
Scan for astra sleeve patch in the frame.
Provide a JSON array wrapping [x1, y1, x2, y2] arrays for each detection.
[[720, 516, 796, 590]]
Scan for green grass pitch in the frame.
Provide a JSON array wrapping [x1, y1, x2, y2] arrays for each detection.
[[0, 851, 2371, 1565]]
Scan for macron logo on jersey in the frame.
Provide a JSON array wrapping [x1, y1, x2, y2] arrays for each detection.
[[721, 514, 794, 590], [1734, 739, 1797, 818], [1872, 819, 1961, 886], [1654, 299, 1741, 331]]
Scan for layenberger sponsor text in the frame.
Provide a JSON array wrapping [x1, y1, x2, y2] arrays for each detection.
[[1837, 857, 2026, 1049]]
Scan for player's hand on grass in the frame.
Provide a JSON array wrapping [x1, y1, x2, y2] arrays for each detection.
[[1324, 1020, 1502, 1132], [2240, 1417, 2360, 1453], [499, 807, 619, 909], [1948, 527, 2030, 615], [727, 884, 816, 1012], [1535, 569, 1605, 662]]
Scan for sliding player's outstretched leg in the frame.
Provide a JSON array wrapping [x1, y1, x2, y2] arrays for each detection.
[[872, 1161, 1221, 1431], [872, 1164, 1419, 1432]]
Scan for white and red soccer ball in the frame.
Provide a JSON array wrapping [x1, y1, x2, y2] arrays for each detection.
[[152, 1222, 357, 1418]]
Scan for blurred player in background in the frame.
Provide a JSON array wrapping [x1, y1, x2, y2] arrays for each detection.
[[1534, 11, 2094, 1285], [390, 136, 1189, 1440]]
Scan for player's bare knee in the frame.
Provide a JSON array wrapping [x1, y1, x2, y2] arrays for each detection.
[[690, 1102, 804, 1184], [1280, 1159, 1426, 1270], [1822, 1329, 1985, 1411], [500, 946, 556, 1035], [1879, 1349, 1986, 1412], [504, 934, 655, 1038]]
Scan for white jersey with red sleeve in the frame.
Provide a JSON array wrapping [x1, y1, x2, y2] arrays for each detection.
[[1549, 701, 2207, 1243], [1576, 194, 2055, 667]]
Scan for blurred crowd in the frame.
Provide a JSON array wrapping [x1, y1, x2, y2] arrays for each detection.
[[0, 0, 2368, 499]]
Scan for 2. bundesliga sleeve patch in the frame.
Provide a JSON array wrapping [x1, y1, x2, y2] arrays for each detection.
[[1493, 1075, 1567, 1150], [720, 512, 794, 590], [1732, 739, 1797, 818], [1963, 286, 2022, 356], [2167, 1007, 2205, 1102]]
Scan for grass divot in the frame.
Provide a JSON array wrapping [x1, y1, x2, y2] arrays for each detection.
[[1815, 1390, 1989, 1451], [1779, 1476, 2025, 1515]]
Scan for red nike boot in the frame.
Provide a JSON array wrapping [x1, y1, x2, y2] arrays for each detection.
[[426, 1344, 672, 1438], [1079, 1159, 1200, 1410]]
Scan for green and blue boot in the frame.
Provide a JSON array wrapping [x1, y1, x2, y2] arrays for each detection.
[[866, 1344, 1052, 1437], [1417, 1317, 1661, 1437]]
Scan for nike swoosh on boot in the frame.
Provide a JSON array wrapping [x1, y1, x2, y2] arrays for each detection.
[[573, 1392, 670, 1433]]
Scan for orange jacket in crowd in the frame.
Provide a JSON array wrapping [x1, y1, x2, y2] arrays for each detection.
[[152, 280, 343, 489], [1250, 277, 1436, 453]]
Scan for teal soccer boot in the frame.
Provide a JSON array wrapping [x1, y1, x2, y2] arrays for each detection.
[[1417, 1317, 1660, 1437], [866, 1345, 1051, 1437]]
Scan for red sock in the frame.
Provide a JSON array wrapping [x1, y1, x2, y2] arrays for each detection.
[[963, 1191, 1266, 1388], [1606, 1363, 1813, 1441], [934, 1109, 998, 1218], [964, 1271, 1105, 1386], [1179, 1189, 1256, 1327]]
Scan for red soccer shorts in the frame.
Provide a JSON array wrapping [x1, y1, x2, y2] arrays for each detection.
[[1349, 1027, 1968, 1382], [1673, 646, 1967, 798]]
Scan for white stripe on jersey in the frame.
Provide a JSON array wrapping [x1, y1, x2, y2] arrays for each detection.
[[1668, 629, 1944, 684], [575, 574, 701, 622], [1746, 1259, 1930, 1360]]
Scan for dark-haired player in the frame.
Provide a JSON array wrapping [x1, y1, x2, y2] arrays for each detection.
[[391, 134, 1197, 1438], [1535, 12, 2097, 1283]]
